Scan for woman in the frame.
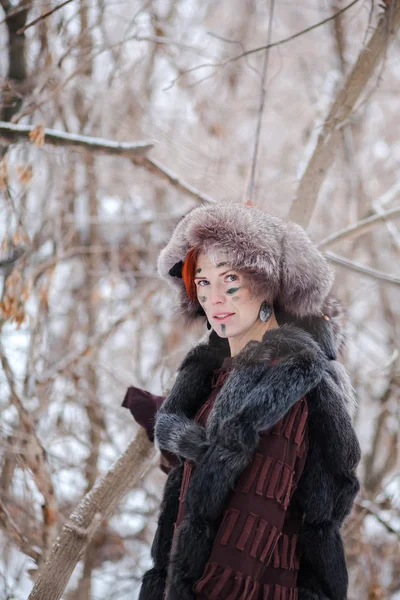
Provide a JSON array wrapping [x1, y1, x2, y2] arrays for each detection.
[[125, 203, 361, 600]]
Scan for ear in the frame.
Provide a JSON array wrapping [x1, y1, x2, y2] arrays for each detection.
[[280, 222, 334, 317]]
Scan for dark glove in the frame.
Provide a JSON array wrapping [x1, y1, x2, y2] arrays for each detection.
[[122, 386, 180, 473], [122, 385, 165, 442]]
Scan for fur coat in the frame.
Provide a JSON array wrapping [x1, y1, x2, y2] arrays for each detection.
[[137, 310, 361, 600]]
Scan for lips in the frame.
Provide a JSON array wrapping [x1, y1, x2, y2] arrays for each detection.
[[213, 313, 235, 322]]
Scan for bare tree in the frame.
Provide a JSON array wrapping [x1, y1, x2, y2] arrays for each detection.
[[0, 1, 399, 598]]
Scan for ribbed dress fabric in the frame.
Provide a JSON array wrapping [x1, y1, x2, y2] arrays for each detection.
[[172, 357, 309, 600]]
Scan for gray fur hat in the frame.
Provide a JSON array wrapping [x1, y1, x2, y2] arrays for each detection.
[[157, 203, 334, 321]]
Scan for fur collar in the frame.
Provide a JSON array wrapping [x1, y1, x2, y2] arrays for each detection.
[[154, 315, 357, 470]]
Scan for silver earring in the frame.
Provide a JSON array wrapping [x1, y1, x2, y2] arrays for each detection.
[[259, 301, 272, 322]]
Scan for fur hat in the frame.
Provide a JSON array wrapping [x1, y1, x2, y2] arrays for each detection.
[[158, 203, 334, 321]]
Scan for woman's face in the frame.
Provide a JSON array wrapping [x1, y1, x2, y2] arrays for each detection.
[[194, 252, 264, 339]]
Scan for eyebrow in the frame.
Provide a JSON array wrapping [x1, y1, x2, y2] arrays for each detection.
[[194, 266, 235, 280]]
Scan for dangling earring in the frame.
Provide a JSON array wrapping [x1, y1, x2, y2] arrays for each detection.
[[259, 301, 272, 322], [206, 319, 212, 330]]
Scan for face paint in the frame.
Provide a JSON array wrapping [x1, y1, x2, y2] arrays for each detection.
[[195, 252, 272, 351]]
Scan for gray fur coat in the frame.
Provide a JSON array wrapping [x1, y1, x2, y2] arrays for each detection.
[[139, 310, 361, 600]]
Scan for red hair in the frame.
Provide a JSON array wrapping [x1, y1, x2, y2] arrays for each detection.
[[182, 247, 199, 301]]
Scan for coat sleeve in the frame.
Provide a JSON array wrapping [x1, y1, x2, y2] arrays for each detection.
[[295, 361, 361, 600], [154, 340, 226, 464]]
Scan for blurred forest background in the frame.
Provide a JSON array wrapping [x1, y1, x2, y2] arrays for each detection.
[[0, 0, 400, 598]]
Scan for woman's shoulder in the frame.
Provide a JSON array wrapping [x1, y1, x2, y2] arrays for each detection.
[[231, 323, 329, 374], [308, 358, 357, 421]]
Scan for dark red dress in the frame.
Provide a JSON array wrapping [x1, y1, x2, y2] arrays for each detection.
[[173, 357, 308, 600]]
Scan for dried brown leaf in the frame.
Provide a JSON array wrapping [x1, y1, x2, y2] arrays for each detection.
[[29, 124, 45, 147], [13, 230, 22, 245], [368, 583, 386, 600], [16, 164, 33, 185], [0, 157, 8, 190]]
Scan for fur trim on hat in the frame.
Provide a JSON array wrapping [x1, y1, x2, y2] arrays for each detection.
[[157, 203, 334, 320]]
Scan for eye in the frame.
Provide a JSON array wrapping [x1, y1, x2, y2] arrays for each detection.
[[196, 280, 209, 287], [225, 273, 238, 282]]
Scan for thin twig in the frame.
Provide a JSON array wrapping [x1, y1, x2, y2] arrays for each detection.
[[357, 500, 400, 540], [222, 0, 361, 64], [166, 0, 361, 88], [16, 0, 73, 34], [63, 34, 213, 61], [35, 287, 157, 386], [0, 343, 58, 565], [247, 0, 275, 205]]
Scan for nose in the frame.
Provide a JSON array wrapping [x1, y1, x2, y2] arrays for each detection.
[[210, 288, 226, 305]]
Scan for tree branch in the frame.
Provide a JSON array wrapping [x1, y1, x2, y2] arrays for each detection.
[[317, 206, 400, 249], [35, 287, 157, 386], [167, 0, 361, 88], [0, 342, 58, 565], [16, 0, 73, 34], [247, 0, 275, 204], [28, 427, 156, 600], [325, 251, 400, 286], [131, 155, 215, 204], [221, 0, 361, 64], [0, 121, 154, 157], [357, 499, 400, 540], [0, 121, 214, 203], [288, 2, 400, 228]]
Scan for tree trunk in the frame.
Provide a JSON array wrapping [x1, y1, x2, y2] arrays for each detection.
[[288, 2, 400, 229], [28, 428, 156, 600]]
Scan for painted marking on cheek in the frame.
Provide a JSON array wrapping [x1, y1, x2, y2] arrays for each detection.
[[226, 287, 241, 295], [221, 324, 226, 335], [196, 268, 202, 273], [199, 296, 207, 303], [231, 295, 241, 302]]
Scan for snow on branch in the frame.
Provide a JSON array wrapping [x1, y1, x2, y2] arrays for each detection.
[[0, 121, 215, 204], [0, 121, 154, 157]]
